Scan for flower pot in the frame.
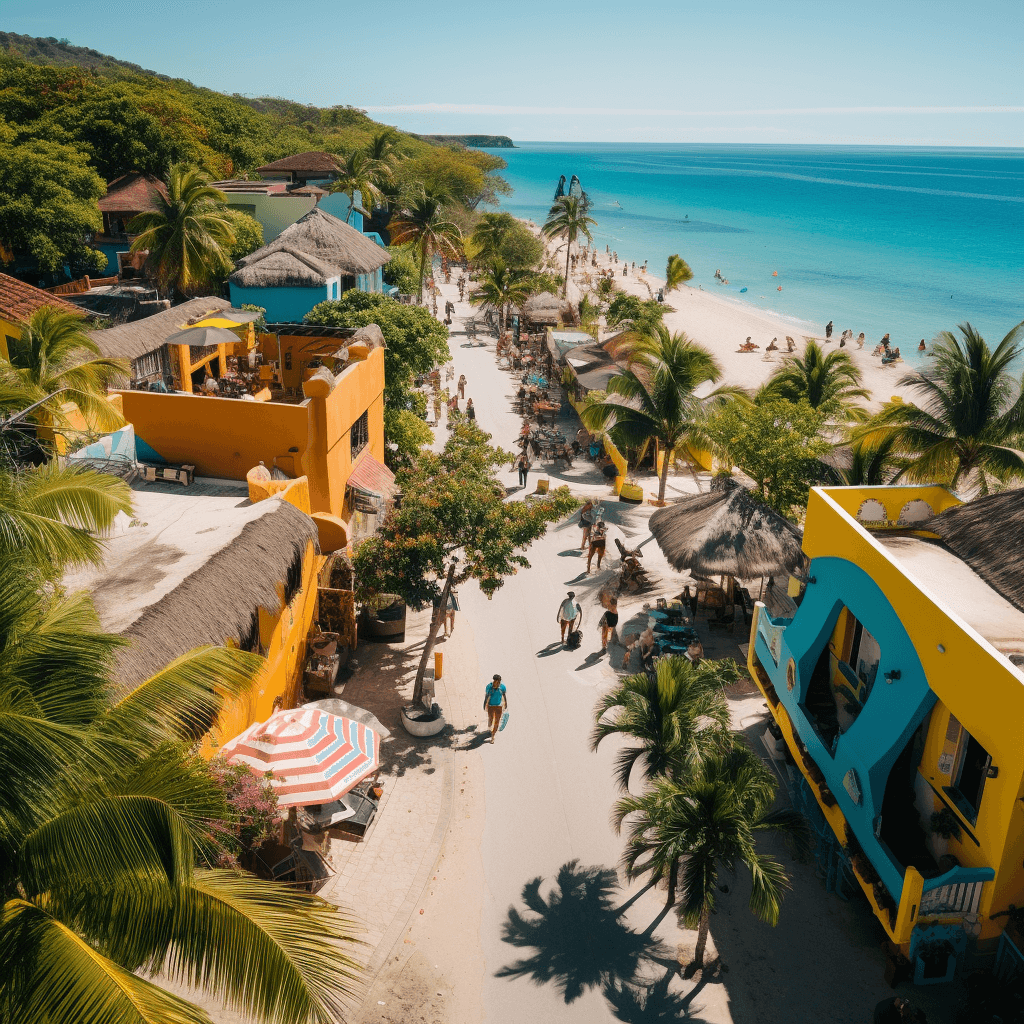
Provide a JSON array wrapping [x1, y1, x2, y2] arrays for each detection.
[[401, 703, 447, 737]]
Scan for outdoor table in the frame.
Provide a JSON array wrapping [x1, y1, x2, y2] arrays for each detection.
[[647, 610, 669, 627]]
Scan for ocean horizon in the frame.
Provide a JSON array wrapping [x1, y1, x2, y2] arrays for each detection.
[[493, 143, 1024, 365]]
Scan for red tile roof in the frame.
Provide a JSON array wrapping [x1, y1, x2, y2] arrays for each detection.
[[98, 172, 169, 214], [256, 151, 341, 174], [0, 273, 84, 324]]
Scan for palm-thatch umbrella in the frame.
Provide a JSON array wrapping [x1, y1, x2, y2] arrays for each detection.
[[648, 476, 804, 581]]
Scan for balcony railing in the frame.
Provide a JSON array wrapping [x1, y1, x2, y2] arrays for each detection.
[[919, 866, 992, 918], [756, 606, 791, 667]]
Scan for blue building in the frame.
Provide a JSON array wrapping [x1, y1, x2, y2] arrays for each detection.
[[228, 207, 391, 323]]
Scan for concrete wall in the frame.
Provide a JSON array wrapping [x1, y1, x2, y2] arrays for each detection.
[[225, 193, 315, 242], [117, 343, 385, 522], [228, 282, 332, 324]]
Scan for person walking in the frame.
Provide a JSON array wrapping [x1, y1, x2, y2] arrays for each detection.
[[599, 594, 619, 654], [556, 591, 582, 644], [466, 397, 476, 421], [483, 675, 507, 742], [515, 451, 531, 488], [587, 520, 608, 573], [458, 374, 467, 399], [578, 499, 595, 552]]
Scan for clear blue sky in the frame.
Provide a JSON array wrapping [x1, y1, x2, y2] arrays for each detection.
[[5, 0, 1023, 145]]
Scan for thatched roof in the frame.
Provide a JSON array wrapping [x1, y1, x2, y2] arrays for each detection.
[[117, 499, 318, 686], [230, 248, 338, 288], [929, 489, 1024, 614], [230, 208, 390, 287], [522, 291, 574, 324], [649, 476, 805, 579], [89, 296, 233, 361]]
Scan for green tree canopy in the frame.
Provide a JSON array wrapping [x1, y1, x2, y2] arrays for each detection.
[[225, 209, 264, 262], [469, 212, 544, 270], [605, 294, 665, 335], [706, 398, 832, 517], [0, 129, 107, 277], [664, 254, 693, 293], [381, 244, 420, 295], [304, 291, 451, 417], [854, 321, 1024, 495]]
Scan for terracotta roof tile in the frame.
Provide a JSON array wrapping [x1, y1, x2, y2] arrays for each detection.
[[0, 273, 84, 324], [98, 173, 169, 214]]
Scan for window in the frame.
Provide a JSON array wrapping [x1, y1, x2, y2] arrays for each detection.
[[849, 619, 881, 692], [943, 716, 990, 826], [332, 281, 339, 299], [350, 410, 369, 459]]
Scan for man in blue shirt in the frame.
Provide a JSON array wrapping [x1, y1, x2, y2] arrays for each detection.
[[483, 674, 507, 742]]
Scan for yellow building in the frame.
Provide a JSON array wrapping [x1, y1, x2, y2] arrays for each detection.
[[749, 484, 1024, 980], [115, 324, 389, 550], [63, 473, 322, 755]]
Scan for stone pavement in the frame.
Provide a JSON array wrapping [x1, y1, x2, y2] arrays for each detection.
[[319, 600, 485, 1022]]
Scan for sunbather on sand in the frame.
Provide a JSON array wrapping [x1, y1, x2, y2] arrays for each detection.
[[766, 338, 779, 352]]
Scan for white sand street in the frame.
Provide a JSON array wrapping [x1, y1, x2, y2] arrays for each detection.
[[413, 275, 957, 1024]]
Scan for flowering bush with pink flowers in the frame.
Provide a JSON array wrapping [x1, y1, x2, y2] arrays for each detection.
[[208, 757, 281, 864]]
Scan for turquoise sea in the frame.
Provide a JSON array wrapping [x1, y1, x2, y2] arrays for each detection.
[[493, 144, 1024, 365]]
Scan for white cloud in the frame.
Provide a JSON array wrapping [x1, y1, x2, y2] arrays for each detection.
[[363, 102, 1024, 117]]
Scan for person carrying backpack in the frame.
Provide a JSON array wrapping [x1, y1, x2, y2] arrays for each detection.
[[556, 591, 582, 645]]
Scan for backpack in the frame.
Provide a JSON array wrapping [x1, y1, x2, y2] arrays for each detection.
[[565, 628, 583, 650]]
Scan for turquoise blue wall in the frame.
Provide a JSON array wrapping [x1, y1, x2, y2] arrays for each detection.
[[228, 282, 330, 323], [754, 555, 937, 901], [318, 193, 362, 230]]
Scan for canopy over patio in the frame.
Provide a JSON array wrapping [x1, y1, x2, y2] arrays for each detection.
[[649, 476, 804, 579]]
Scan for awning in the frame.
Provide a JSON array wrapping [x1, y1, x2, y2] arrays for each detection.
[[347, 453, 395, 499]]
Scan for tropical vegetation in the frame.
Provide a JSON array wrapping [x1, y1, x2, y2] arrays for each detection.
[[471, 259, 537, 334], [613, 745, 811, 965], [387, 186, 463, 302], [128, 164, 234, 297], [581, 325, 746, 503], [1, 306, 128, 438], [760, 339, 870, 421], [854, 321, 1024, 495], [542, 194, 596, 297], [0, 555, 361, 1024], [468, 212, 544, 270], [664, 254, 693, 293]]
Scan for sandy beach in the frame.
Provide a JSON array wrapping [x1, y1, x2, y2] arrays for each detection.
[[525, 221, 917, 412]]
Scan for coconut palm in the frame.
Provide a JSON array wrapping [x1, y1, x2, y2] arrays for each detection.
[[364, 129, 400, 171], [613, 743, 810, 965], [664, 254, 693, 293], [0, 559, 362, 1024], [760, 339, 870, 421], [818, 435, 903, 487], [329, 149, 385, 212], [471, 259, 536, 334], [581, 325, 747, 503], [388, 187, 463, 302], [0, 461, 132, 572], [592, 656, 738, 791], [129, 164, 234, 298], [2, 306, 128, 439], [542, 194, 596, 298], [855, 321, 1024, 495]]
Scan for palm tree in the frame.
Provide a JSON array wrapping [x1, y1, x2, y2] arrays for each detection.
[[592, 656, 738, 790], [128, 164, 234, 298], [818, 435, 903, 487], [388, 187, 463, 302], [0, 559, 362, 1024], [364, 129, 400, 170], [581, 325, 747, 503], [613, 743, 810, 966], [471, 259, 535, 334], [542, 195, 596, 298], [329, 149, 385, 212], [2, 306, 128, 439], [760, 339, 870, 421], [664, 254, 693, 293], [0, 461, 132, 572], [855, 321, 1024, 495]]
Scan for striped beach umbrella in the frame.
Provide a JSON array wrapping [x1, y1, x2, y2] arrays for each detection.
[[221, 708, 379, 808]]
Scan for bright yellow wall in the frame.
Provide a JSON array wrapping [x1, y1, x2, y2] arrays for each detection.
[[805, 486, 1024, 939], [0, 315, 18, 361]]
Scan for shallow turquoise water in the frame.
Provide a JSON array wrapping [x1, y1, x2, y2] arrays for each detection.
[[494, 144, 1024, 363]]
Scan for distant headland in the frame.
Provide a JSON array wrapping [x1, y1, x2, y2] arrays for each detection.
[[415, 135, 516, 149]]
